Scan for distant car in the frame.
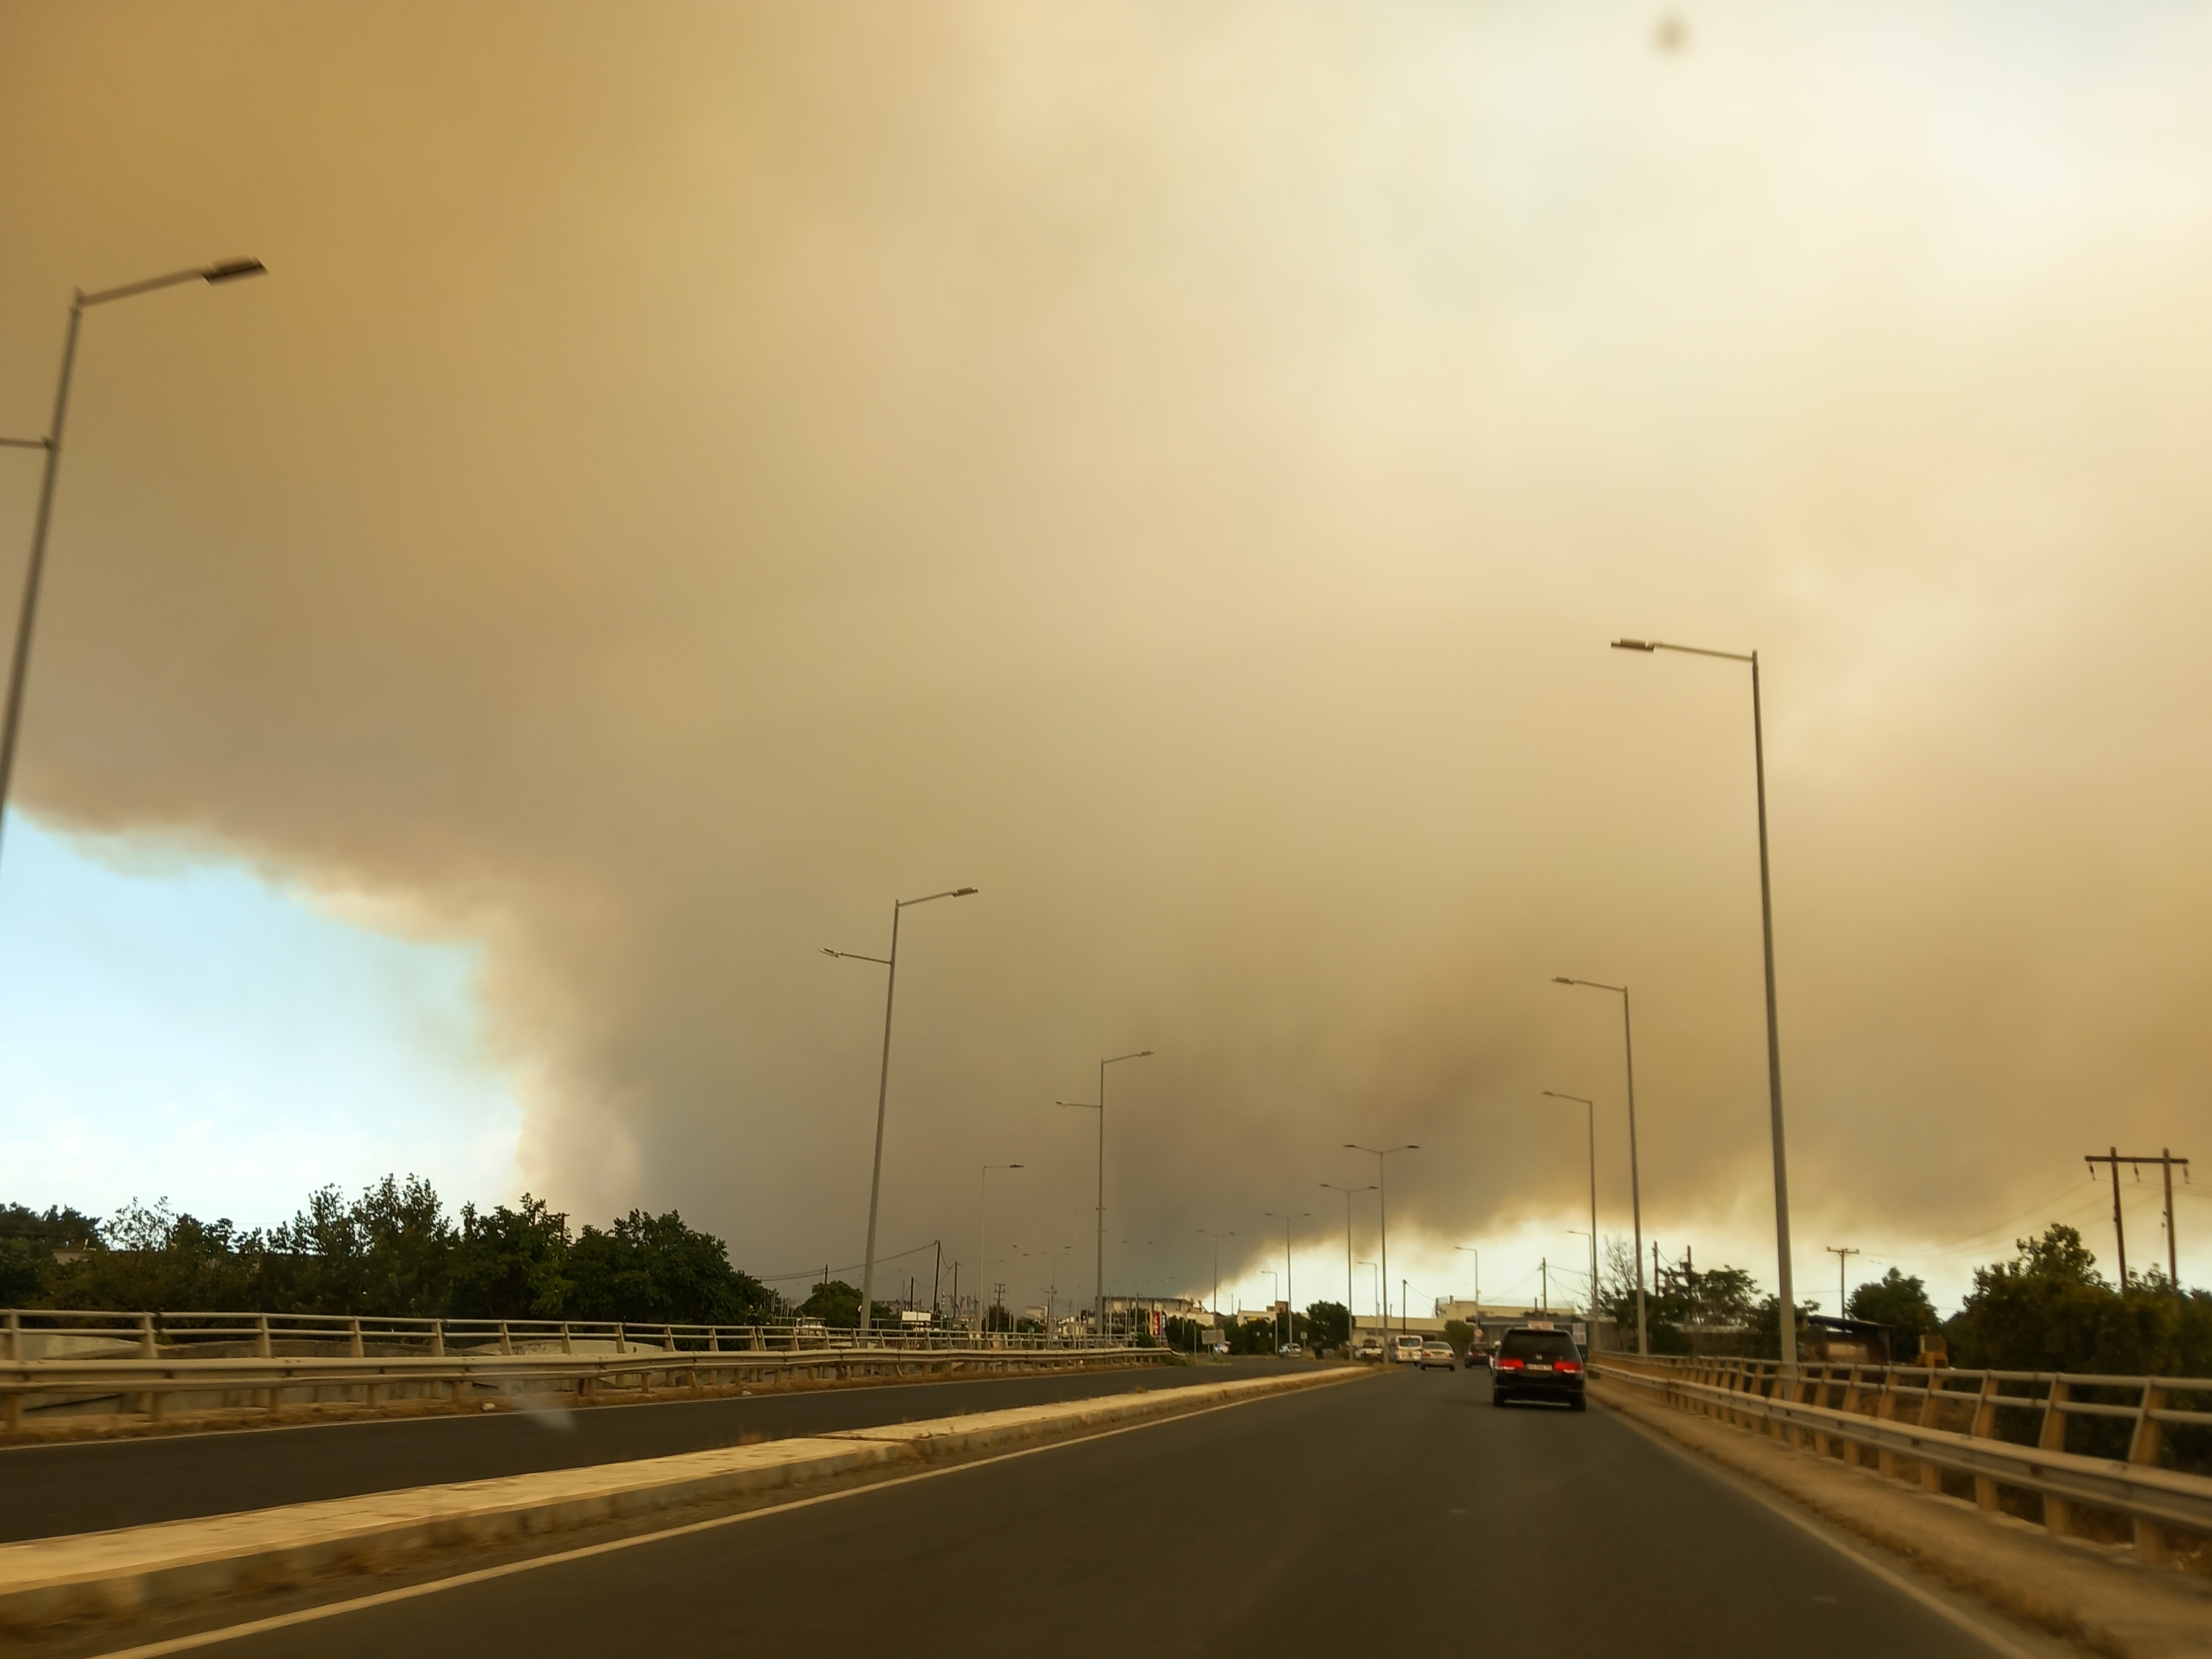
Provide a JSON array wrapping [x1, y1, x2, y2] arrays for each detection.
[[1462, 1341, 1492, 1370], [1354, 1336, 1385, 1363], [1416, 1338, 1455, 1371], [1390, 1333, 1424, 1365], [1278, 1342, 1303, 1358], [1490, 1324, 1586, 1411]]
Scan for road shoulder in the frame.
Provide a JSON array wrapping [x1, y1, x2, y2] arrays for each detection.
[[1590, 1376, 2212, 1659]]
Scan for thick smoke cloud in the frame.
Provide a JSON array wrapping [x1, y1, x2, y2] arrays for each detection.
[[2, 3, 2208, 1310]]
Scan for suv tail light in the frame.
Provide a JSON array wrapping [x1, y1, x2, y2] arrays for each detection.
[[1554, 1359, 1583, 1373], [1494, 1356, 1526, 1370]]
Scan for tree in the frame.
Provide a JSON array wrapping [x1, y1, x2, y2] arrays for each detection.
[[1847, 1267, 1938, 1338], [1304, 1300, 1350, 1353], [567, 1209, 772, 1327], [449, 1197, 573, 1320], [1946, 1223, 2195, 1376], [799, 1278, 862, 1328]]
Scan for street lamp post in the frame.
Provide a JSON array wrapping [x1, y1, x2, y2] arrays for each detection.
[[1612, 635, 1796, 1369], [1320, 1183, 1373, 1335], [822, 885, 979, 1341], [1265, 1211, 1308, 1352], [1055, 1049, 1152, 1347], [1541, 1091, 1600, 1333], [1454, 1244, 1479, 1308], [1552, 977, 1648, 1355], [1567, 1230, 1593, 1319], [1197, 1228, 1234, 1322], [1344, 1144, 1417, 1337], [0, 259, 267, 875], [978, 1164, 1022, 1333]]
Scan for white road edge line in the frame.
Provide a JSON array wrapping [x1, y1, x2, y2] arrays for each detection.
[[78, 1380, 1337, 1659], [1593, 1394, 2056, 1659]]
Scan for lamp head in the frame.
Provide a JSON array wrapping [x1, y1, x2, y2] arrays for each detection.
[[203, 259, 267, 284], [1611, 638, 1656, 652], [1552, 976, 1574, 985], [952, 886, 978, 897]]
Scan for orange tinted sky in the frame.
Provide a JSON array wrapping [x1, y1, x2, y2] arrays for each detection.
[[2, 3, 2208, 1313]]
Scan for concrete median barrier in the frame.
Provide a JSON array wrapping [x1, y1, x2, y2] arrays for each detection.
[[0, 1364, 1364, 1635]]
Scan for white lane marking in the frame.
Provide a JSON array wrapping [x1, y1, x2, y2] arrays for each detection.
[[79, 1380, 1338, 1658], [1594, 1397, 2059, 1659]]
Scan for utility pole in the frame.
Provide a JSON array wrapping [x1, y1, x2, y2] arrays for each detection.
[[1825, 1245, 1859, 1316], [1540, 1258, 1548, 1313], [2083, 1148, 2191, 1310]]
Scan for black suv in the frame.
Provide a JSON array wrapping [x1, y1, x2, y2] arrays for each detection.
[[1489, 1325, 1586, 1411]]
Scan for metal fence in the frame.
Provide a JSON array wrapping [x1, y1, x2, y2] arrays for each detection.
[[1592, 1351, 2212, 1567], [0, 1307, 1168, 1431]]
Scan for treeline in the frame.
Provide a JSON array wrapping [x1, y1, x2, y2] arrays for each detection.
[[1596, 1223, 2212, 1376], [0, 1178, 776, 1328]]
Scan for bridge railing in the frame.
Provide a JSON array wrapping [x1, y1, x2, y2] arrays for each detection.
[[1591, 1351, 2212, 1567], [0, 1307, 1121, 1360], [0, 1307, 1168, 1432]]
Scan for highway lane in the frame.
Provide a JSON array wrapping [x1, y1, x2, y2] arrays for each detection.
[[188, 1366, 2003, 1659], [2, 1356, 1274, 1543]]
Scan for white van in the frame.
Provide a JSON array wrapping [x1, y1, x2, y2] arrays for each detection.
[[1390, 1333, 1424, 1364]]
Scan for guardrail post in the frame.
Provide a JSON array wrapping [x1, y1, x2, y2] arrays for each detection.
[[431, 1319, 445, 1358], [138, 1312, 157, 1359], [254, 1314, 272, 1359], [2131, 1384, 2170, 1564], [1970, 1374, 2002, 1512], [4, 1309, 17, 1363], [2037, 1378, 2071, 1537], [1810, 1366, 1831, 1458], [348, 1318, 364, 1359], [559, 1322, 572, 1356], [1876, 1372, 1899, 1479], [1918, 1371, 1946, 1493], [498, 1321, 514, 1356], [1839, 1367, 1864, 1467], [615, 1323, 629, 1355]]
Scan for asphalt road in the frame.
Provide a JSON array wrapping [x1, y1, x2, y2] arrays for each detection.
[[183, 1366, 1998, 1659], [3, 1356, 1277, 1542]]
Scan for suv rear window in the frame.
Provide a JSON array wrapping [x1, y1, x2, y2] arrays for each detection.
[[1498, 1331, 1577, 1361]]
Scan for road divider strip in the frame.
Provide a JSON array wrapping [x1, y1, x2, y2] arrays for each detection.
[[0, 1365, 1363, 1636]]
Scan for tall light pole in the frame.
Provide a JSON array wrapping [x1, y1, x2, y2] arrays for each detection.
[[1320, 1183, 1373, 1328], [1567, 1230, 1594, 1319], [1344, 1144, 1417, 1337], [1613, 635, 1797, 1370], [1553, 977, 1647, 1354], [1265, 1211, 1308, 1350], [0, 258, 267, 876], [1454, 1243, 1480, 1309], [978, 1164, 1022, 1332], [1541, 1091, 1600, 1332], [822, 885, 979, 1340], [1197, 1228, 1234, 1320], [1056, 1048, 1153, 1345]]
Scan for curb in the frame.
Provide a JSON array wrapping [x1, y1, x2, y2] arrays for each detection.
[[0, 1366, 1363, 1634]]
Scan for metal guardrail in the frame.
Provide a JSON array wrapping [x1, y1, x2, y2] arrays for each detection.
[[0, 1307, 1114, 1358], [0, 1307, 1167, 1432], [1592, 1352, 2212, 1567]]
